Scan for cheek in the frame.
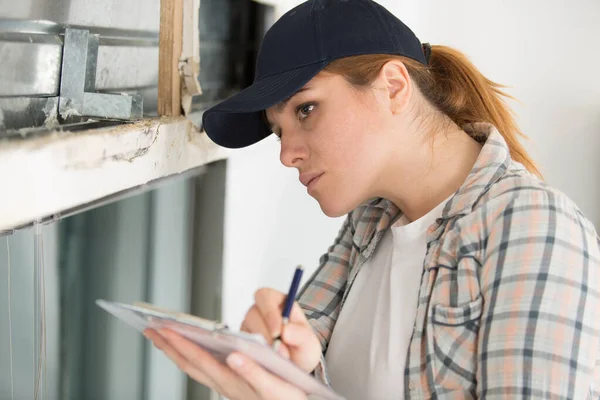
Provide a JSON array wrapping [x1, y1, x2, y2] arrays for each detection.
[[311, 107, 385, 212], [324, 105, 385, 171]]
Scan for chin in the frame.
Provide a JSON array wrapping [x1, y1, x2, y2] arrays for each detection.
[[316, 199, 354, 218]]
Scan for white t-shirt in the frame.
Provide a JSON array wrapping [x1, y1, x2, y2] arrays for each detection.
[[325, 198, 450, 400]]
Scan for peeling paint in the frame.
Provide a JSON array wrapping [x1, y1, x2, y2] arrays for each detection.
[[0, 116, 228, 232], [60, 105, 82, 119], [42, 98, 60, 129]]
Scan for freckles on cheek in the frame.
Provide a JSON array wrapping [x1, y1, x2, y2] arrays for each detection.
[[318, 97, 375, 166]]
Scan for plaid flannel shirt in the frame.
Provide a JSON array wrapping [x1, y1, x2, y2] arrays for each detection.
[[298, 123, 600, 399]]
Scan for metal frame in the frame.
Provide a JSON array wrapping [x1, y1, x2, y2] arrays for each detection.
[[0, 18, 159, 47], [58, 28, 143, 121], [0, 19, 157, 131]]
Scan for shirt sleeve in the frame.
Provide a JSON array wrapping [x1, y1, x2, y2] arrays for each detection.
[[477, 189, 600, 399]]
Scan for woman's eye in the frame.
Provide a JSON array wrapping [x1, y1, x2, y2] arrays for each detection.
[[297, 103, 315, 120]]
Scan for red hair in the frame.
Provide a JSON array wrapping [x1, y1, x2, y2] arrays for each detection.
[[324, 46, 542, 178]]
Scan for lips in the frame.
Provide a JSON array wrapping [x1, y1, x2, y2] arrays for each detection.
[[299, 172, 324, 188]]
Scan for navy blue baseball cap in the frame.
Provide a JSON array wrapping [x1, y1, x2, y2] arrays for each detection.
[[202, 0, 428, 149]]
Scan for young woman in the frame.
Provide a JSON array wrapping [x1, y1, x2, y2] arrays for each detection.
[[145, 0, 600, 398]]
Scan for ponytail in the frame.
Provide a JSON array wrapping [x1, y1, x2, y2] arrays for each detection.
[[324, 47, 542, 178]]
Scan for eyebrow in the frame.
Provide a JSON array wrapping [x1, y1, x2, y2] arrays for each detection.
[[267, 86, 311, 131]]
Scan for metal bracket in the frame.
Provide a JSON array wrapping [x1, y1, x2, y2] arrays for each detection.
[[59, 28, 143, 121]]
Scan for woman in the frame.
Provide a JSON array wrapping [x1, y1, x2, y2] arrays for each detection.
[[145, 0, 600, 398]]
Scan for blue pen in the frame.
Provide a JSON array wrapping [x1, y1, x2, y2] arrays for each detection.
[[273, 265, 304, 350]]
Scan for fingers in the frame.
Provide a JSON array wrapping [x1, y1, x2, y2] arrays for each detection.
[[159, 329, 257, 399], [240, 306, 290, 358], [281, 323, 320, 348], [280, 323, 322, 372], [145, 329, 252, 399], [144, 329, 217, 390], [251, 288, 320, 372], [226, 352, 306, 400], [240, 305, 272, 343], [253, 288, 285, 337], [274, 340, 291, 359], [254, 288, 308, 338], [145, 328, 307, 400]]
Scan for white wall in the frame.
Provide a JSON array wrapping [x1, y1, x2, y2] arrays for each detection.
[[222, 0, 600, 329], [398, 0, 600, 228], [223, 136, 345, 328]]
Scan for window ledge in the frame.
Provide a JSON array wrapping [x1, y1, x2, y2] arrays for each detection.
[[0, 116, 228, 233]]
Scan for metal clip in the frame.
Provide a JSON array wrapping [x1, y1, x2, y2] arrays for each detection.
[[59, 28, 143, 121]]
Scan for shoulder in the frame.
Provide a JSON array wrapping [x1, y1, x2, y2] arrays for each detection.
[[476, 162, 595, 233], [457, 161, 600, 263]]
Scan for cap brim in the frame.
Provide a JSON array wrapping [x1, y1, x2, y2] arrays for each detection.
[[202, 61, 328, 149]]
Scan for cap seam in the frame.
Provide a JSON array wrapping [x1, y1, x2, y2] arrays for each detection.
[[368, 0, 397, 50], [257, 59, 329, 80], [313, 0, 323, 60]]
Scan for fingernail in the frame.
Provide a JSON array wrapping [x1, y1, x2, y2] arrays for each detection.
[[227, 353, 245, 369], [272, 339, 281, 352]]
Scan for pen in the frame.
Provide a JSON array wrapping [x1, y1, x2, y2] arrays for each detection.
[[273, 265, 304, 351]]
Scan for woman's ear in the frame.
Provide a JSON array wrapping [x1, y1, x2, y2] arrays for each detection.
[[377, 59, 412, 114]]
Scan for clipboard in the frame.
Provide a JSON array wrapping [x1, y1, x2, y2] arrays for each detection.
[[96, 299, 345, 400]]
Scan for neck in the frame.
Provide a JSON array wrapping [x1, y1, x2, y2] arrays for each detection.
[[376, 122, 482, 222]]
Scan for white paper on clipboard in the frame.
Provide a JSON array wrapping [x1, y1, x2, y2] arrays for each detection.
[[96, 299, 345, 400]]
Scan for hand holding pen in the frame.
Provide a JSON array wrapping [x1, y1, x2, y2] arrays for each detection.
[[239, 266, 322, 373], [272, 265, 304, 351]]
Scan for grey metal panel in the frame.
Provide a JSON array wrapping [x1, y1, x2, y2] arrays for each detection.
[[80, 194, 152, 400], [0, 0, 269, 127], [58, 28, 89, 113], [82, 92, 143, 120], [55, 0, 160, 31], [1, 1, 72, 25], [85, 32, 99, 91], [57, 28, 144, 121], [145, 177, 194, 400], [0, 225, 61, 400], [187, 160, 227, 400], [0, 19, 159, 47], [0, 97, 58, 131], [57, 215, 88, 400], [95, 46, 159, 90], [0, 41, 62, 96], [1, 0, 160, 32], [0, 18, 159, 113], [136, 86, 158, 117]]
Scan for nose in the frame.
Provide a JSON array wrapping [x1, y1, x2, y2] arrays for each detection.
[[279, 129, 309, 168]]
